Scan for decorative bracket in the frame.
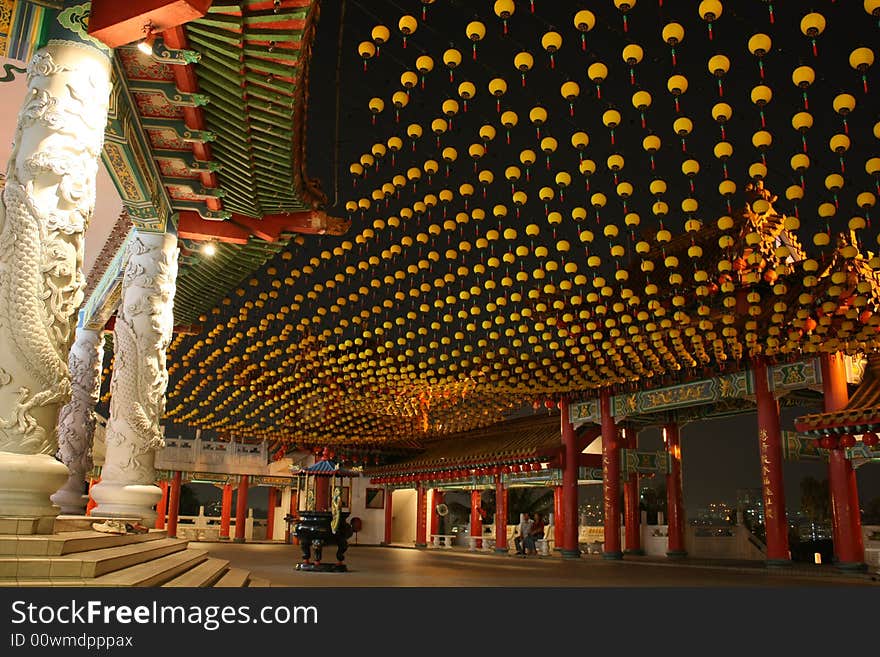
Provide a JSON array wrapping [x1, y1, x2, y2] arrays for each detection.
[[151, 41, 201, 66]]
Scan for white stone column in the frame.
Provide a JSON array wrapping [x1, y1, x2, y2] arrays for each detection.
[[51, 327, 104, 514], [90, 231, 178, 523], [0, 39, 111, 532]]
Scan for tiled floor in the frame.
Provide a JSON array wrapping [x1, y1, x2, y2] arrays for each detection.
[[201, 543, 880, 587]]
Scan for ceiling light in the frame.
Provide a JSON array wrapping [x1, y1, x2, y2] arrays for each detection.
[[202, 242, 217, 256]]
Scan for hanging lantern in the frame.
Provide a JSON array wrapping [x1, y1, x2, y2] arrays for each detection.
[[662, 22, 684, 66], [398, 14, 417, 49], [708, 54, 730, 96], [561, 80, 580, 116], [748, 33, 771, 81], [443, 48, 462, 83], [371, 24, 390, 55], [698, 0, 723, 40], [514, 51, 534, 86], [622, 43, 643, 85], [850, 47, 875, 93], [667, 74, 688, 113], [613, 0, 636, 33], [541, 30, 562, 69], [466, 20, 486, 60], [800, 12, 825, 57], [358, 41, 376, 72], [494, 0, 515, 34], [588, 61, 608, 98], [574, 9, 596, 51]]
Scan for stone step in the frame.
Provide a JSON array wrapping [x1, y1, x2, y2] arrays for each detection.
[[3, 549, 209, 587], [214, 567, 250, 588], [88, 548, 209, 587], [1, 530, 167, 557], [54, 516, 144, 533], [162, 557, 230, 588], [0, 517, 52, 536], [0, 537, 184, 579], [247, 576, 271, 587]]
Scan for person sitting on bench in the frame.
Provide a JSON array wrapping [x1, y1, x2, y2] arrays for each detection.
[[514, 513, 533, 555]]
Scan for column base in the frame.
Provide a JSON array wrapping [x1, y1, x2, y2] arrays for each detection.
[[835, 561, 868, 573], [89, 481, 161, 525], [561, 549, 581, 559], [415, 542, 427, 548], [764, 558, 791, 568], [494, 547, 510, 554], [50, 473, 88, 516], [666, 550, 688, 559], [219, 535, 231, 541], [0, 452, 69, 533], [624, 548, 645, 556], [233, 537, 245, 543], [602, 551, 624, 560]]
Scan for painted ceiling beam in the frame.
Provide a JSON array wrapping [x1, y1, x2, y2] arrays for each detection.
[[231, 211, 350, 240], [178, 210, 250, 244]]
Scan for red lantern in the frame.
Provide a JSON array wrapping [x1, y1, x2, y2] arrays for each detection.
[[819, 435, 838, 450], [862, 432, 879, 447], [544, 399, 555, 409], [501, 465, 511, 474], [838, 434, 856, 449]]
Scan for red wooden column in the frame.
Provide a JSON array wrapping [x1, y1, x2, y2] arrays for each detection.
[[382, 488, 393, 545], [219, 483, 233, 540], [266, 487, 277, 541], [494, 474, 508, 553], [415, 486, 428, 547], [623, 428, 643, 555], [559, 399, 581, 558], [430, 490, 445, 537], [85, 477, 100, 516], [470, 489, 483, 548], [234, 475, 249, 543], [553, 485, 564, 550], [753, 358, 790, 565], [664, 420, 687, 557], [154, 480, 169, 529], [600, 389, 623, 559], [821, 353, 866, 570], [288, 488, 299, 545], [167, 471, 182, 538]]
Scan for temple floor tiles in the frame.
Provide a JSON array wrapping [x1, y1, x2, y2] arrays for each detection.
[[201, 544, 879, 588]]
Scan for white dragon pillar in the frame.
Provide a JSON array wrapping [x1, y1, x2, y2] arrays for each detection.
[[51, 326, 104, 515], [0, 26, 111, 531], [90, 231, 178, 523]]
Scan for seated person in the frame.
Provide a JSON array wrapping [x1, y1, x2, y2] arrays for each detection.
[[514, 513, 533, 555], [525, 513, 545, 555]]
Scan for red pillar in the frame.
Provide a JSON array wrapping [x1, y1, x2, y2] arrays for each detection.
[[266, 487, 277, 541], [665, 421, 687, 557], [288, 488, 299, 545], [167, 471, 182, 538], [559, 399, 581, 558], [553, 485, 564, 550], [470, 489, 482, 548], [601, 389, 623, 559], [430, 490, 445, 537], [314, 475, 330, 512], [85, 477, 99, 516], [494, 474, 508, 552], [382, 488, 394, 545], [219, 483, 232, 540], [234, 475, 249, 543], [624, 428, 642, 555], [415, 486, 428, 547], [753, 358, 790, 565], [821, 353, 866, 570], [154, 480, 169, 529]]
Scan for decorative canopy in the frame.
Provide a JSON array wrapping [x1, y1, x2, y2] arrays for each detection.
[[88, 1, 880, 449]]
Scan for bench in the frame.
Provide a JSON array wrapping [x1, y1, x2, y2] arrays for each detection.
[[429, 534, 456, 549], [466, 535, 496, 552]]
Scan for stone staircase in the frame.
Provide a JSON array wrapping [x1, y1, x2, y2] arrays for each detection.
[[0, 519, 269, 587]]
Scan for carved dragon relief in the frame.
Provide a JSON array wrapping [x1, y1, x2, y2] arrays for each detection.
[[0, 46, 110, 455], [55, 328, 103, 478], [101, 234, 177, 485]]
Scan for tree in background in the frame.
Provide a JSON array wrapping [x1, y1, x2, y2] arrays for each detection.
[[799, 476, 830, 524]]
